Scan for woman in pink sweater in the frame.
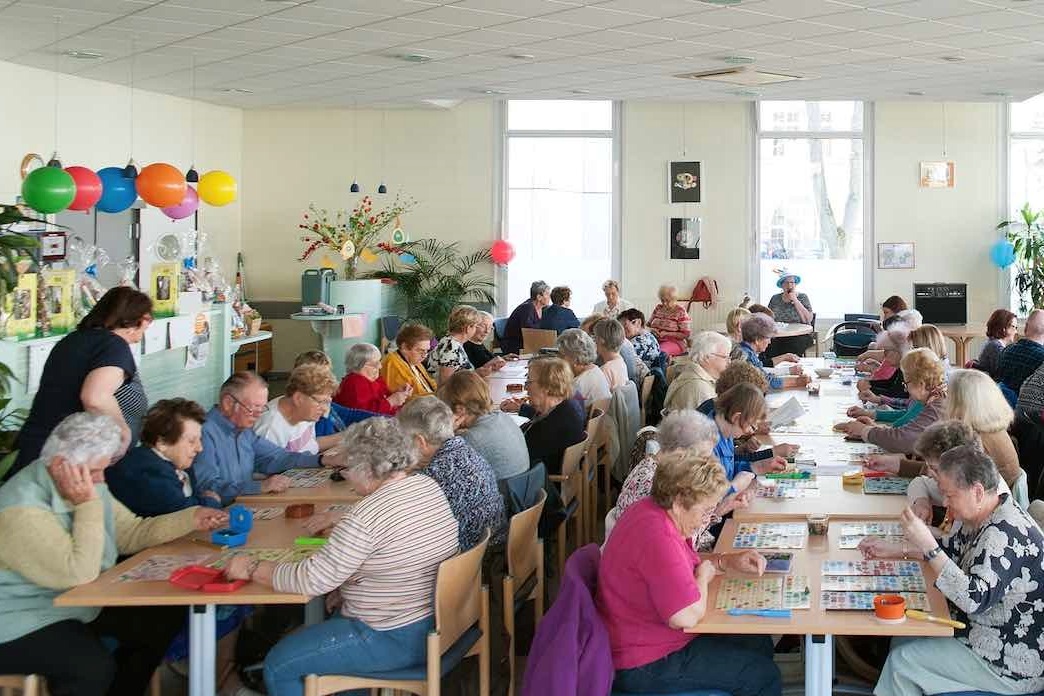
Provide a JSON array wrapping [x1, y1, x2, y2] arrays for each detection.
[[648, 284, 692, 357]]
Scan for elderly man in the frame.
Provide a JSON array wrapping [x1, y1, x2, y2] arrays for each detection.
[[193, 372, 322, 505], [501, 280, 551, 354], [997, 308, 1044, 396]]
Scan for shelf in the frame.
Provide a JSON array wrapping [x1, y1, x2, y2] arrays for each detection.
[[230, 330, 272, 355]]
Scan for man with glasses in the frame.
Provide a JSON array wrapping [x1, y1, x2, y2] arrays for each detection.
[[193, 372, 322, 505]]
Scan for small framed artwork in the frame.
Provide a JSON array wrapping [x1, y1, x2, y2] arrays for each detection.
[[877, 242, 915, 269], [669, 217, 701, 260], [669, 161, 701, 203], [919, 161, 955, 188], [40, 232, 66, 261]]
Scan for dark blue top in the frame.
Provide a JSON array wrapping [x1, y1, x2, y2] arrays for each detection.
[[106, 446, 222, 516], [522, 397, 586, 476], [502, 299, 540, 354], [539, 304, 580, 334], [699, 402, 772, 466], [315, 402, 381, 437], [997, 338, 1044, 394]]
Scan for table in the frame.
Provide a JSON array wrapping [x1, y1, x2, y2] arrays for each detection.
[[735, 476, 909, 521], [55, 504, 329, 696], [230, 330, 272, 374], [711, 322, 813, 339], [487, 357, 530, 404], [237, 470, 361, 506], [697, 519, 952, 696], [937, 324, 980, 367]]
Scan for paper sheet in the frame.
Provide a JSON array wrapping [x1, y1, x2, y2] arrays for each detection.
[[27, 342, 54, 394], [769, 396, 805, 427], [168, 315, 193, 349], [143, 319, 168, 354]]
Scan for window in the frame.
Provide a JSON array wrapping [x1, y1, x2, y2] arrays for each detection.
[[502, 100, 617, 315], [1009, 94, 1044, 216], [756, 101, 869, 319]]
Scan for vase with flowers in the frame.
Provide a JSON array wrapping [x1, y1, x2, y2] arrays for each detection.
[[297, 194, 415, 280]]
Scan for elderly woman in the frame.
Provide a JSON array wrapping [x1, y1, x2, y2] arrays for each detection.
[[427, 305, 482, 384], [502, 280, 551, 355], [593, 279, 634, 319], [437, 370, 529, 481], [649, 284, 692, 357], [860, 445, 1044, 696], [226, 418, 459, 696], [706, 383, 787, 480], [254, 363, 341, 454], [619, 308, 662, 367], [737, 314, 809, 390], [9, 286, 154, 480], [335, 343, 411, 415], [839, 348, 947, 454], [106, 398, 221, 514], [857, 328, 913, 401], [976, 309, 1018, 377], [597, 449, 781, 696], [464, 311, 510, 372], [593, 318, 629, 390], [540, 286, 581, 334], [767, 272, 813, 325], [517, 357, 587, 475], [397, 396, 506, 550], [664, 331, 733, 412], [0, 412, 226, 696], [555, 327, 611, 405], [380, 323, 438, 400]]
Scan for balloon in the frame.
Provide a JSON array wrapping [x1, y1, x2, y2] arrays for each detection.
[[198, 170, 237, 206], [990, 240, 1016, 269], [97, 166, 138, 213], [65, 166, 103, 211], [400, 253, 417, 264], [21, 166, 75, 213], [161, 185, 199, 220], [136, 163, 186, 208], [490, 239, 515, 265]]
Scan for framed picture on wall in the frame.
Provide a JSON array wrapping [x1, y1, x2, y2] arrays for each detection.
[[877, 242, 915, 269], [919, 161, 955, 188], [668, 217, 701, 260], [669, 161, 701, 203]]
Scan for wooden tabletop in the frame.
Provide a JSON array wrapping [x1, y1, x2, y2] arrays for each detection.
[[236, 472, 361, 506], [711, 322, 813, 338], [55, 502, 337, 608], [735, 476, 910, 521], [688, 519, 953, 637], [937, 325, 981, 339]]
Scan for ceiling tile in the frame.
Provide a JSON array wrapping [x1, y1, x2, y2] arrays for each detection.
[[588, 0, 702, 19], [405, 5, 524, 26], [815, 8, 917, 30], [881, 0, 1003, 21]]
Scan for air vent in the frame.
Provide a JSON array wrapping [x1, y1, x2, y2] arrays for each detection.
[[676, 67, 801, 86]]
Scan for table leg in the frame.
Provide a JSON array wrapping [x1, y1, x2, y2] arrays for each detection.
[[188, 604, 217, 696], [804, 634, 834, 696]]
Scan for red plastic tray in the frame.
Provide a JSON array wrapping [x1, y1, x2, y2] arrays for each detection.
[[169, 565, 248, 593]]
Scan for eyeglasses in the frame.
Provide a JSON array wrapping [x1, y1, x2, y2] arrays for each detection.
[[231, 394, 268, 416], [308, 394, 333, 408], [711, 353, 731, 360]]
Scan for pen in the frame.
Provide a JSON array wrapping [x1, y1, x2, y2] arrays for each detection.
[[905, 610, 965, 629], [764, 472, 811, 480], [726, 608, 792, 618]]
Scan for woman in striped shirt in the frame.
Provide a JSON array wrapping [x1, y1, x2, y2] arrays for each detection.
[[226, 417, 459, 696]]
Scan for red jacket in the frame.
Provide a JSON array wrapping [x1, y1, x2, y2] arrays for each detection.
[[334, 372, 398, 415]]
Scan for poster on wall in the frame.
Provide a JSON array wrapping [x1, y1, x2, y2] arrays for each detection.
[[150, 262, 179, 318], [185, 312, 211, 370], [669, 161, 701, 203], [919, 161, 955, 188], [41, 268, 75, 335], [877, 242, 915, 269], [669, 217, 701, 260]]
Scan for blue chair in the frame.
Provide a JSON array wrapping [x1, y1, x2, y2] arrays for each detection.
[[493, 317, 509, 349], [503, 463, 547, 518], [379, 314, 403, 352]]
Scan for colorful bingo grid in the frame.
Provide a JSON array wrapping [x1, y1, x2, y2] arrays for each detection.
[[714, 576, 811, 610], [208, 547, 319, 569], [117, 553, 216, 582], [820, 591, 931, 611], [782, 576, 812, 609], [821, 560, 922, 576], [838, 522, 906, 549], [821, 575, 927, 592], [247, 507, 283, 520], [863, 477, 911, 495], [283, 468, 331, 488], [734, 522, 808, 549], [755, 480, 822, 499]]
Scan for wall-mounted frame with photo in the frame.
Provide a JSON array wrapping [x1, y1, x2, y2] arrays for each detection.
[[919, 161, 955, 188], [669, 217, 701, 260], [877, 242, 915, 269], [669, 161, 701, 203]]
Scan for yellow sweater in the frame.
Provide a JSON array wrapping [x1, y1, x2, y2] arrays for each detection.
[[380, 350, 436, 401]]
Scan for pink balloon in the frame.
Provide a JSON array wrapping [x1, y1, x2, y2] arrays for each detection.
[[491, 239, 515, 265], [161, 185, 199, 220]]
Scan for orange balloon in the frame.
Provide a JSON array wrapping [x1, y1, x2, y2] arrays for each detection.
[[136, 163, 186, 208]]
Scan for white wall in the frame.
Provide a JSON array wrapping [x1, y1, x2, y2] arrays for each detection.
[[0, 60, 243, 275]]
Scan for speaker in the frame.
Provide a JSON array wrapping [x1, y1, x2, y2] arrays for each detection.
[[913, 283, 967, 325]]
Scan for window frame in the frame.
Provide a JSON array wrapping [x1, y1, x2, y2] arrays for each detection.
[[750, 101, 875, 320], [1001, 99, 1044, 312], [493, 100, 622, 313]]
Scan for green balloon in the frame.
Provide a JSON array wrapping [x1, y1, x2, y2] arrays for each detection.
[[21, 166, 76, 214]]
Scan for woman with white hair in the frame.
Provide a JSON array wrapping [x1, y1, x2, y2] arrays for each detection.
[[664, 331, 733, 412], [857, 328, 914, 401], [463, 310, 509, 373], [649, 284, 692, 357], [397, 396, 506, 550], [334, 342, 411, 415], [593, 279, 634, 320], [226, 417, 459, 696], [555, 327, 611, 405], [0, 412, 227, 696]]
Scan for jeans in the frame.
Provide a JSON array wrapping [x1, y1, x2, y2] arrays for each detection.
[[264, 614, 433, 696], [614, 634, 781, 696]]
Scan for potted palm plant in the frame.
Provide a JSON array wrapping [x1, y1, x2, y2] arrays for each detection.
[[998, 203, 1044, 313]]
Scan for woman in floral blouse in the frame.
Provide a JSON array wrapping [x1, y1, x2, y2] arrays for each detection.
[[619, 308, 663, 367], [860, 444, 1044, 696], [426, 305, 481, 385], [648, 284, 692, 357]]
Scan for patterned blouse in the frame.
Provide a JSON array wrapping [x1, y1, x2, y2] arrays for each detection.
[[767, 292, 812, 324], [935, 493, 1044, 689], [648, 303, 692, 342], [426, 336, 473, 378], [631, 330, 662, 366], [423, 436, 507, 550]]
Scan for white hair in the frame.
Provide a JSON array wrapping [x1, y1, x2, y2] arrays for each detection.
[[39, 412, 123, 467], [895, 309, 923, 331], [397, 396, 455, 446], [345, 343, 381, 374], [331, 417, 417, 480], [656, 410, 719, 455], [690, 331, 732, 363], [556, 328, 598, 366]]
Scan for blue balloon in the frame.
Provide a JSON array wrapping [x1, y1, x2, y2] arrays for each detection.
[[990, 240, 1016, 269], [96, 166, 138, 213], [400, 253, 417, 264]]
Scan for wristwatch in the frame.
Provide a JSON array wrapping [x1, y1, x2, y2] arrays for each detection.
[[924, 545, 944, 561]]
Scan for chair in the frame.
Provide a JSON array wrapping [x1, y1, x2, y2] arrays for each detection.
[[639, 374, 654, 427], [502, 463, 547, 517], [379, 315, 403, 353], [0, 675, 40, 696], [826, 320, 877, 357], [521, 328, 557, 354], [503, 488, 547, 696], [550, 436, 590, 577], [582, 409, 606, 543], [303, 530, 492, 696], [492, 318, 509, 351], [1013, 469, 1030, 509]]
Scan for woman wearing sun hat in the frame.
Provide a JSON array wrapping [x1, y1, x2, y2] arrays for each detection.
[[766, 269, 814, 359]]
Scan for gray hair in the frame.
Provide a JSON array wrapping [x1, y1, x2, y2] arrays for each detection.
[[895, 309, 923, 331], [740, 314, 777, 343], [331, 417, 416, 480], [397, 396, 455, 446], [914, 420, 979, 461], [530, 280, 550, 300], [656, 410, 719, 455], [690, 331, 732, 362], [345, 343, 381, 374], [938, 444, 1000, 493], [556, 328, 598, 366], [875, 327, 912, 354], [477, 310, 493, 322], [602, 279, 620, 293], [593, 319, 625, 352], [219, 371, 266, 401], [40, 412, 123, 467]]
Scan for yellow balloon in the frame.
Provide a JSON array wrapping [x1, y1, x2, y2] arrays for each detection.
[[198, 170, 237, 206], [359, 247, 378, 264], [320, 256, 335, 269]]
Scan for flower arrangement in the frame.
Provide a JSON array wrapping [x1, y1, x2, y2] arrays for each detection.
[[297, 194, 416, 280]]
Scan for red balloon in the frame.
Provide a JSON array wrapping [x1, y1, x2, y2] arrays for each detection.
[[136, 163, 186, 208], [491, 239, 515, 265], [65, 166, 103, 211]]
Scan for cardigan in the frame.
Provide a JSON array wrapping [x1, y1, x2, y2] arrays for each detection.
[[334, 372, 398, 415], [539, 304, 581, 334], [865, 398, 946, 454], [379, 349, 436, 401], [523, 398, 586, 476], [502, 299, 540, 355], [106, 446, 222, 516], [663, 361, 716, 413]]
